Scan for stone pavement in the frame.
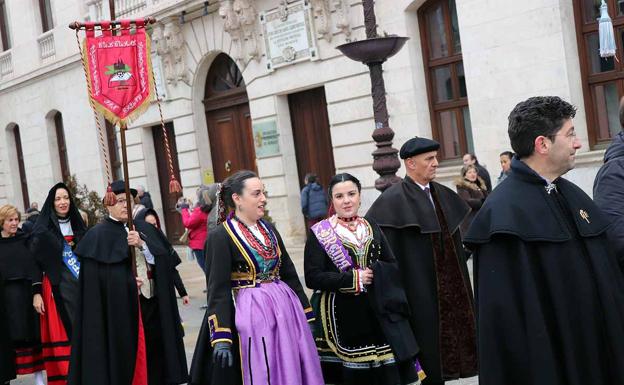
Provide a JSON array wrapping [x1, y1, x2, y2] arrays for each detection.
[[12, 247, 478, 385]]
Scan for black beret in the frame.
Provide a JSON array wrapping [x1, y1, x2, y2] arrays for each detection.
[[399, 137, 440, 159], [110, 180, 137, 198]]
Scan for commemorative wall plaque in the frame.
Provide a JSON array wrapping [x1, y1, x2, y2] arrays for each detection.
[[260, 0, 318, 71]]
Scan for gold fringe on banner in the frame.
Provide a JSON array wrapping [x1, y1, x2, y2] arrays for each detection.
[[81, 33, 155, 128]]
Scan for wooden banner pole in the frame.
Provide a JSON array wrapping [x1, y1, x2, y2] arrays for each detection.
[[119, 122, 137, 277], [68, 17, 156, 30]]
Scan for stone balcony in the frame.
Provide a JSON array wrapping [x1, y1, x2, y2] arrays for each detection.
[[115, 0, 151, 18], [0, 50, 12, 80], [37, 31, 56, 65]]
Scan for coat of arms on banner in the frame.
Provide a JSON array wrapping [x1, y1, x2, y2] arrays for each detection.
[[82, 20, 154, 126]]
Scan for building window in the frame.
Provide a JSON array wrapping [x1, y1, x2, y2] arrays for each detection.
[[574, 0, 624, 147], [13, 125, 29, 210], [54, 112, 70, 183], [38, 0, 53, 33], [0, 0, 10, 51], [418, 0, 473, 161]]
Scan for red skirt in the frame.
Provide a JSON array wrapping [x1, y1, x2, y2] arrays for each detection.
[[15, 346, 44, 375], [40, 276, 71, 385]]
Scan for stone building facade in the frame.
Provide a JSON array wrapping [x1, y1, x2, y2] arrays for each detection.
[[0, 0, 617, 246]]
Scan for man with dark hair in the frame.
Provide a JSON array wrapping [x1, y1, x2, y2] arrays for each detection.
[[464, 96, 624, 385], [593, 97, 624, 264]]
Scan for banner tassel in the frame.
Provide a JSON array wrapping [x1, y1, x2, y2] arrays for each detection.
[[103, 183, 117, 206], [169, 177, 182, 194]]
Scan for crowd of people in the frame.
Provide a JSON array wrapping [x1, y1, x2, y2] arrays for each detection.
[[2, 95, 624, 385]]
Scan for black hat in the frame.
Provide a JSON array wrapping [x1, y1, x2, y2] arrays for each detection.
[[110, 180, 137, 198], [399, 137, 440, 159]]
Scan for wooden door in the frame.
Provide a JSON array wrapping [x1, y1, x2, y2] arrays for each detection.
[[204, 53, 256, 182], [288, 87, 335, 190], [206, 103, 255, 181], [152, 122, 185, 244]]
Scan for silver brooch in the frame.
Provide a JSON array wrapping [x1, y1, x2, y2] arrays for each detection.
[[545, 183, 558, 194]]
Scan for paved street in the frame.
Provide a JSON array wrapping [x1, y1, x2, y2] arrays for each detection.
[[12, 247, 478, 385]]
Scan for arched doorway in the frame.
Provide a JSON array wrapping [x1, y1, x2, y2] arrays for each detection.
[[204, 53, 256, 182]]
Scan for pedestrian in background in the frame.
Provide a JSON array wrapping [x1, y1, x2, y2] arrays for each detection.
[[177, 186, 210, 273], [300, 173, 328, 230], [455, 164, 488, 236], [137, 185, 154, 209], [462, 153, 492, 192], [593, 97, 624, 262], [496, 151, 514, 186]]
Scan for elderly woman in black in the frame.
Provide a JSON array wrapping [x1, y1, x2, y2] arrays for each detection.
[[31, 183, 86, 385], [304, 173, 425, 385], [0, 205, 44, 385]]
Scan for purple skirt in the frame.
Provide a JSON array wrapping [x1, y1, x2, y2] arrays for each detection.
[[234, 280, 324, 385]]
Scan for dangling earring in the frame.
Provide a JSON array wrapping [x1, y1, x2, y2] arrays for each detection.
[[238, 205, 242, 212]]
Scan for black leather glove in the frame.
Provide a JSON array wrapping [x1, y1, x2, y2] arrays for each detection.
[[212, 341, 233, 368]]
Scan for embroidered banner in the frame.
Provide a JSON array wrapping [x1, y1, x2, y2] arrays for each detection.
[[311, 219, 354, 272], [82, 19, 154, 126]]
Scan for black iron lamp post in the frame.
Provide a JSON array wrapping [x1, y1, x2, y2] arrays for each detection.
[[336, 0, 408, 192]]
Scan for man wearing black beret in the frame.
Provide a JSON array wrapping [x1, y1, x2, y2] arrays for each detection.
[[367, 137, 477, 385]]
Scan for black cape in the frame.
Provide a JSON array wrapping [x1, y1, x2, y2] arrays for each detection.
[[68, 217, 142, 385], [464, 158, 624, 385], [366, 176, 477, 383], [0, 274, 16, 383], [134, 208, 188, 297], [134, 219, 189, 385], [0, 230, 41, 344], [304, 219, 420, 385], [31, 182, 86, 336]]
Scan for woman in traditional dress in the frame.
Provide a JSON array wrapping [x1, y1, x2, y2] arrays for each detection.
[[0, 205, 45, 385], [31, 183, 86, 385], [305, 173, 426, 385], [189, 170, 323, 385]]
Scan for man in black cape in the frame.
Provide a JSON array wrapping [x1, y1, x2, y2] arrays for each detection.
[[464, 96, 624, 385], [366, 137, 477, 385], [68, 180, 188, 385]]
